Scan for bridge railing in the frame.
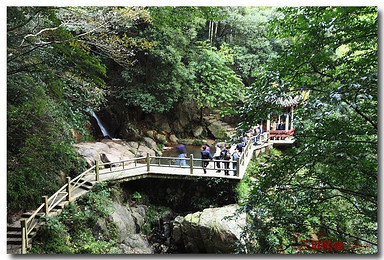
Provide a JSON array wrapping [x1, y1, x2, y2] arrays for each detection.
[[150, 155, 240, 176], [20, 144, 258, 253]]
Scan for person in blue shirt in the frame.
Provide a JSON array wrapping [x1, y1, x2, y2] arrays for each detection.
[[176, 142, 187, 166], [236, 140, 245, 153], [232, 150, 240, 176], [201, 145, 213, 174]]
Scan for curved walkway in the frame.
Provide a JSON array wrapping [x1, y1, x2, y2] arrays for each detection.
[[7, 140, 272, 254]]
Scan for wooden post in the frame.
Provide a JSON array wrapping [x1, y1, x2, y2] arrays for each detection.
[[95, 160, 100, 182], [146, 153, 150, 172], [21, 219, 27, 254], [66, 177, 71, 201], [236, 157, 240, 177], [267, 113, 271, 132], [190, 154, 194, 175], [42, 196, 49, 216], [285, 113, 289, 131]]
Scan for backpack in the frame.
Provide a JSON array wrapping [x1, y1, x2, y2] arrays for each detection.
[[221, 149, 231, 160]]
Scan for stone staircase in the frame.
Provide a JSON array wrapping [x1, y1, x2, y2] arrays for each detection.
[[203, 113, 237, 140]]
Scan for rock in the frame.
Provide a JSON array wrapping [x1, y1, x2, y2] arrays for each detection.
[[122, 234, 154, 254], [137, 145, 156, 157], [193, 126, 204, 137], [126, 141, 139, 150], [146, 130, 155, 139], [208, 121, 229, 140], [142, 137, 158, 152], [169, 134, 178, 144], [160, 121, 171, 133], [111, 202, 137, 242], [156, 134, 168, 145], [173, 204, 246, 253], [74, 141, 136, 167]]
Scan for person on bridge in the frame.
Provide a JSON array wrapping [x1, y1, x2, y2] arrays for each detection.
[[213, 144, 222, 173], [176, 141, 187, 166], [232, 149, 240, 176], [221, 144, 231, 175], [236, 139, 245, 153], [201, 146, 213, 174]]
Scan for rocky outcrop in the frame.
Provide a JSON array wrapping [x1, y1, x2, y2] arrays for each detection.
[[204, 115, 236, 140], [109, 202, 154, 254], [73, 139, 158, 167], [173, 204, 246, 253]]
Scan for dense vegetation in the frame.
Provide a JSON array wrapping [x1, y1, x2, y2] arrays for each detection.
[[239, 7, 377, 254], [29, 182, 122, 254], [7, 6, 377, 254]]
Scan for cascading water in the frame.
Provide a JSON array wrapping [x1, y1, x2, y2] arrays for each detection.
[[91, 111, 113, 139]]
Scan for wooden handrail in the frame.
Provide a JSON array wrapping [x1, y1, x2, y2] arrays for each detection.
[[20, 140, 267, 253]]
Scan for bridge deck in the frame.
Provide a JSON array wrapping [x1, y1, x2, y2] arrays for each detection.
[[8, 140, 273, 254], [97, 163, 240, 183]]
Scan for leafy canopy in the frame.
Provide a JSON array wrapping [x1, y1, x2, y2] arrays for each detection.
[[239, 6, 377, 254]]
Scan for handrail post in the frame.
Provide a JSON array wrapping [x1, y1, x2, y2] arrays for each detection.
[[146, 153, 150, 172], [236, 157, 240, 177], [21, 219, 27, 254], [95, 160, 100, 182], [66, 177, 71, 201], [42, 196, 49, 216], [190, 154, 194, 175]]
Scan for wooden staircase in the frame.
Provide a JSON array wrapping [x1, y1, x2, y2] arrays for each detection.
[[7, 178, 95, 254]]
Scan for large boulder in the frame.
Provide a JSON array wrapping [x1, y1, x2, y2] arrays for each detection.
[[173, 204, 246, 253], [207, 122, 229, 140], [73, 140, 135, 167], [137, 145, 156, 157], [121, 234, 154, 254], [156, 134, 168, 145], [142, 137, 159, 152], [193, 126, 204, 138]]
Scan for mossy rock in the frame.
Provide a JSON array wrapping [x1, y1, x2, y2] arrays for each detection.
[[208, 122, 228, 140]]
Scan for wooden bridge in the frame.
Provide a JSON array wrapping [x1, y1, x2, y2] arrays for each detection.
[[7, 139, 273, 254]]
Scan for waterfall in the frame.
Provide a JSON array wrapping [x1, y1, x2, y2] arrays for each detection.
[[91, 112, 112, 138]]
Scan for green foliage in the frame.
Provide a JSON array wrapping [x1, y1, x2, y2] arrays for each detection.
[[30, 182, 121, 254], [142, 204, 171, 235], [7, 7, 108, 213], [211, 7, 281, 86], [190, 42, 244, 112], [239, 7, 377, 254]]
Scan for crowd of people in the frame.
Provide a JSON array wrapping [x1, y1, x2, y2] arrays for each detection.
[[175, 124, 267, 176]]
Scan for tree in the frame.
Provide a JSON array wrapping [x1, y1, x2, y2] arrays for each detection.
[[190, 42, 243, 119], [7, 6, 151, 213], [239, 7, 377, 253], [210, 7, 281, 86]]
